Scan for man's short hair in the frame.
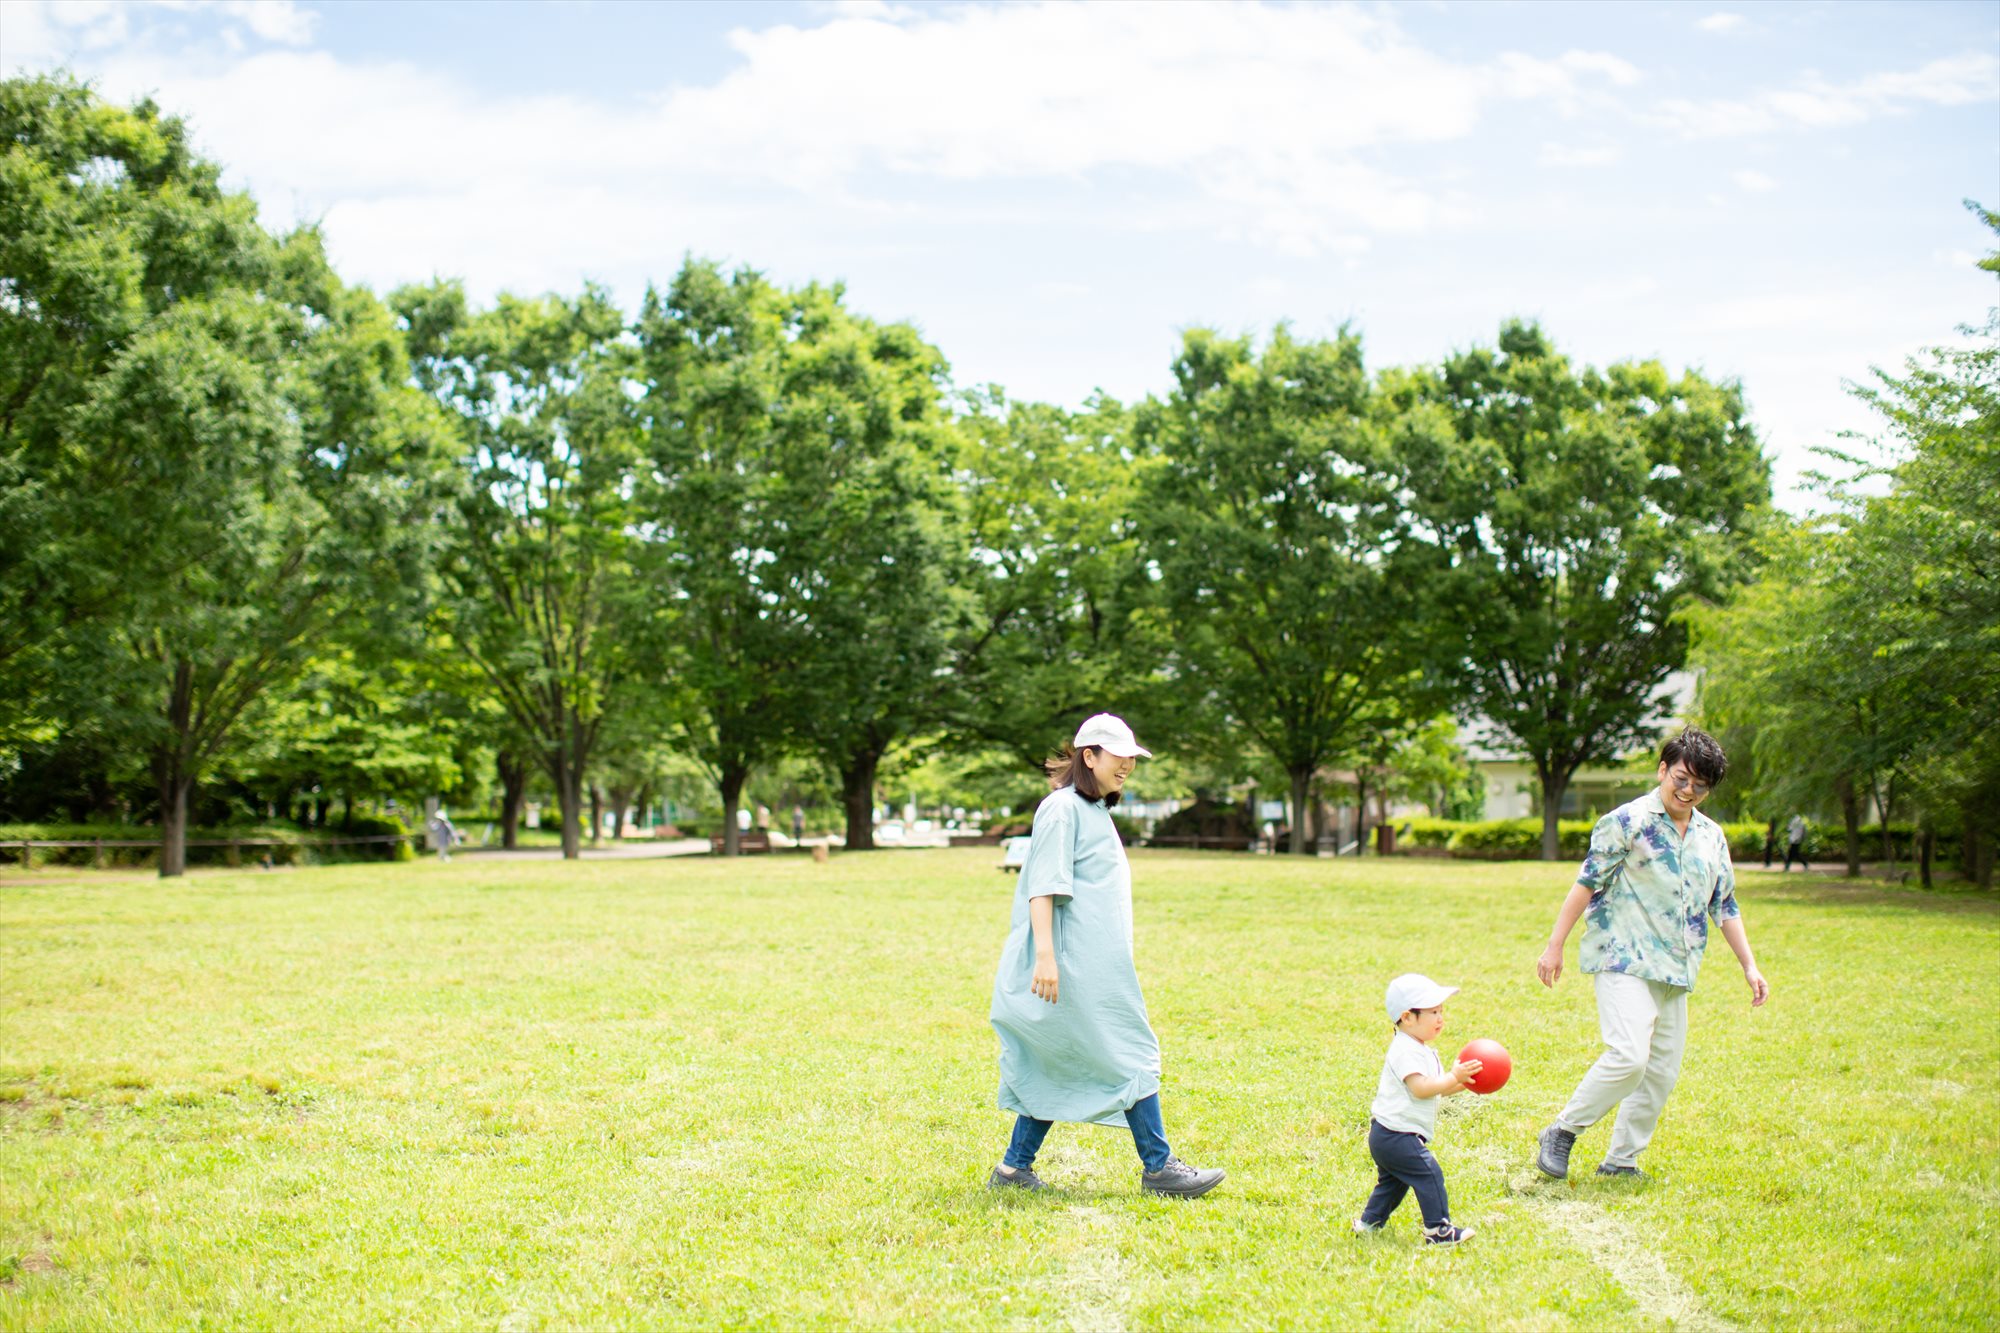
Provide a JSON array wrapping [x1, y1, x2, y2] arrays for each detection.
[[1661, 726, 1728, 788]]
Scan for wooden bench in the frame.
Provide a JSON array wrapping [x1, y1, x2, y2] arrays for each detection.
[[709, 831, 774, 854]]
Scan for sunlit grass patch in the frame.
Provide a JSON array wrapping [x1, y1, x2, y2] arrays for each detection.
[[0, 851, 1994, 1329]]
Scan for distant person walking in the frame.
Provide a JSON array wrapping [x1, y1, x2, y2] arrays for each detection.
[[1784, 814, 1809, 873], [792, 804, 805, 846], [1762, 817, 1778, 869], [988, 713, 1225, 1198], [427, 810, 459, 863]]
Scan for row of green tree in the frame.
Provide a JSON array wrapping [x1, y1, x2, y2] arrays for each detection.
[[1689, 218, 2000, 886], [5, 77, 1988, 881]]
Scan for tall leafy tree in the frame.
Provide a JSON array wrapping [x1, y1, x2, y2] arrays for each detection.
[[949, 391, 1164, 774], [1405, 322, 1771, 859], [0, 76, 267, 744], [1137, 326, 1442, 854], [1689, 521, 1895, 877], [635, 260, 798, 856], [2, 76, 449, 873], [397, 281, 645, 860], [772, 285, 970, 850]]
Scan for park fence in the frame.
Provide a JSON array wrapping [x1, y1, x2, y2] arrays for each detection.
[[6, 832, 423, 870]]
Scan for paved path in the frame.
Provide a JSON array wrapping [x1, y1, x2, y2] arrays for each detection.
[[457, 838, 713, 862]]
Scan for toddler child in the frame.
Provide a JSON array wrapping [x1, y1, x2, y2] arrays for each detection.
[[1353, 973, 1481, 1246]]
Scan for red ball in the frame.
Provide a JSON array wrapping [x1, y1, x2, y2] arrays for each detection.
[[1456, 1038, 1512, 1093]]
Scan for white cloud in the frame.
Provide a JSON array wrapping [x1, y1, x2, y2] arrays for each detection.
[[1540, 141, 1622, 168], [7, 0, 1650, 263], [1654, 51, 2000, 137], [157, 1, 320, 46], [1697, 13, 1746, 34], [1731, 168, 1776, 192], [1703, 292, 1866, 334], [3, 0, 315, 68]]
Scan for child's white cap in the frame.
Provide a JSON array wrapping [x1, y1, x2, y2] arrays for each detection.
[[1385, 973, 1459, 1021]]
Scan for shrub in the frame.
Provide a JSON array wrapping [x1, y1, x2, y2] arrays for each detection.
[[1840, 823, 1961, 864], [1399, 818, 1466, 850], [1719, 821, 1767, 860], [1446, 818, 1596, 860], [331, 815, 414, 863], [0, 819, 414, 868]]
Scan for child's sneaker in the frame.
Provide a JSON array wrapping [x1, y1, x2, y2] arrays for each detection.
[[988, 1165, 1046, 1191], [1352, 1218, 1382, 1235], [1423, 1222, 1474, 1246], [1595, 1162, 1649, 1180]]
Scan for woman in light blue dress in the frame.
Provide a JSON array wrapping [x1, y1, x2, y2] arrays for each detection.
[[988, 713, 1226, 1197]]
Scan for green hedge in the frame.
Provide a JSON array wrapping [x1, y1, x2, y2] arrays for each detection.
[[1445, 818, 1597, 859], [1400, 817, 1464, 850], [0, 819, 414, 869], [1389, 816, 1772, 862]]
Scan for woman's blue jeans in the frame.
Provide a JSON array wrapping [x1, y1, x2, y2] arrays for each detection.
[[1004, 1094, 1171, 1173]]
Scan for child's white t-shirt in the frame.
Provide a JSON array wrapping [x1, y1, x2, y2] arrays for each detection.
[[1370, 1031, 1443, 1139]]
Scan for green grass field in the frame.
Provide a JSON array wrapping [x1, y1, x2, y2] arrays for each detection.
[[2, 850, 1995, 1330]]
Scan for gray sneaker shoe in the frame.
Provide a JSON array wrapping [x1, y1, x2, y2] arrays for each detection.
[[1537, 1124, 1577, 1179], [1352, 1218, 1382, 1235], [1595, 1162, 1649, 1180], [988, 1165, 1046, 1191], [1141, 1156, 1225, 1198]]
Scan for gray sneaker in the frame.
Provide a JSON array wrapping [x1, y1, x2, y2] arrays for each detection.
[[1595, 1162, 1649, 1180], [988, 1165, 1046, 1191], [1141, 1156, 1225, 1198], [1537, 1124, 1577, 1179]]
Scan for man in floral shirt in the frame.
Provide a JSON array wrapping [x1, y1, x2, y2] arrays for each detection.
[[1533, 727, 1770, 1181]]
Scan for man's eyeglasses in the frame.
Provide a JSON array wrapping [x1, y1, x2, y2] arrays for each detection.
[[1667, 768, 1711, 798]]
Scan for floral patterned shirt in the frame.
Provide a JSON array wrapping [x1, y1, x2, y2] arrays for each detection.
[[1575, 790, 1739, 991]]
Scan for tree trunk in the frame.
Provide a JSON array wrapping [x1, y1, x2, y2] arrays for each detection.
[[155, 662, 198, 879], [1289, 765, 1313, 856], [588, 784, 604, 847], [157, 762, 191, 879], [545, 748, 584, 860], [609, 786, 634, 840], [1874, 773, 1896, 871], [341, 791, 354, 831], [719, 767, 747, 856], [1963, 790, 1997, 889], [1920, 826, 1934, 890], [1350, 771, 1368, 856], [497, 752, 526, 851], [1539, 770, 1568, 862], [1837, 773, 1862, 878], [842, 750, 880, 851]]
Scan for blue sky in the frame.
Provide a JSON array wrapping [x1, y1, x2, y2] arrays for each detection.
[[8, 0, 1997, 507]]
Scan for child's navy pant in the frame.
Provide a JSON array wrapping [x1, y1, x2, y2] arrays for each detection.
[[1360, 1120, 1451, 1230]]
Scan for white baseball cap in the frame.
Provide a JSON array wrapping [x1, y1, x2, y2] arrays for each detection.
[[1072, 712, 1153, 758], [1384, 973, 1459, 1021]]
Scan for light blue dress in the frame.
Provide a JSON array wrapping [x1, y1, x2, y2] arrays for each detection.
[[990, 787, 1162, 1126]]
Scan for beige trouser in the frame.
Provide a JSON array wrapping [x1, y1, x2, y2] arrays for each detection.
[[1555, 972, 1689, 1168]]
